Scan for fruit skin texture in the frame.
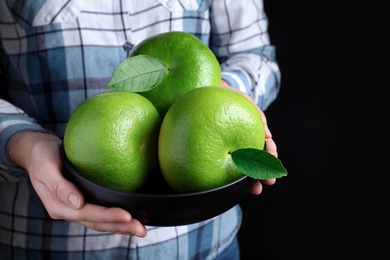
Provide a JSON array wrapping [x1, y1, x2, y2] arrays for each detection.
[[63, 91, 162, 193], [158, 87, 265, 193], [129, 31, 221, 117]]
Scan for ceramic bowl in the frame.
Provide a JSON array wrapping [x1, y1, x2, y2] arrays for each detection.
[[60, 144, 257, 226]]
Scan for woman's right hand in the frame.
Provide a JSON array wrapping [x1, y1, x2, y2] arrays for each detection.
[[9, 131, 147, 237]]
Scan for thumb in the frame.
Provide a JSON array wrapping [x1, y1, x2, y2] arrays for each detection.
[[31, 163, 85, 210], [57, 177, 85, 209]]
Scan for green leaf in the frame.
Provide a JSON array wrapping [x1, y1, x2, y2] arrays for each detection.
[[107, 55, 168, 92], [232, 148, 288, 180]]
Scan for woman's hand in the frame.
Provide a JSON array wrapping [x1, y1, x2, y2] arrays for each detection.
[[220, 81, 277, 195], [9, 131, 147, 237]]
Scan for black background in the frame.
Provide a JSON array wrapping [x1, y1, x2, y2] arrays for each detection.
[[237, 1, 345, 259]]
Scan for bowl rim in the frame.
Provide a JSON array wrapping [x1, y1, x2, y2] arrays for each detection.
[[60, 143, 252, 198]]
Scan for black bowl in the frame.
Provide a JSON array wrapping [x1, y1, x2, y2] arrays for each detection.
[[60, 144, 257, 226]]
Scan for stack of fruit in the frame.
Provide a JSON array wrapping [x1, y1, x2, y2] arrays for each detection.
[[63, 31, 286, 195]]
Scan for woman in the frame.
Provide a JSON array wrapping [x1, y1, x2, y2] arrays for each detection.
[[0, 1, 280, 258]]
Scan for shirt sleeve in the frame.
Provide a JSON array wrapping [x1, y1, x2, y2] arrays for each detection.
[[0, 99, 51, 179], [210, 0, 281, 111]]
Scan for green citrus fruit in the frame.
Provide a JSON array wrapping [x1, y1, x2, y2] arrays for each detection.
[[129, 31, 221, 117], [63, 91, 162, 193], [158, 86, 265, 193]]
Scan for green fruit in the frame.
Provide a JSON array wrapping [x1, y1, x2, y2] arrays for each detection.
[[129, 31, 221, 117], [63, 91, 162, 192], [158, 87, 265, 193]]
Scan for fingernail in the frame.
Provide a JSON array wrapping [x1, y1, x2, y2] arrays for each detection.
[[265, 128, 272, 138], [69, 193, 80, 209]]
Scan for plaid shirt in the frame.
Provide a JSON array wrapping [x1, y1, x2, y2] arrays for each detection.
[[0, 0, 281, 259]]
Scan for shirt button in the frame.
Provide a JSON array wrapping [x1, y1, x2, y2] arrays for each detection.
[[123, 41, 134, 52]]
